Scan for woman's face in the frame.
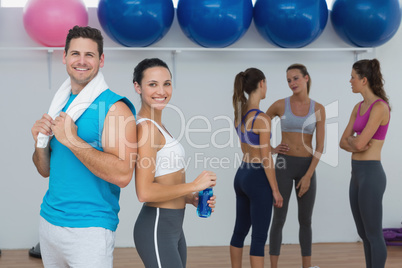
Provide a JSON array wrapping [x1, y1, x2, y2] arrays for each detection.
[[260, 79, 267, 100], [350, 69, 364, 94], [134, 66, 172, 111], [286, 69, 308, 94]]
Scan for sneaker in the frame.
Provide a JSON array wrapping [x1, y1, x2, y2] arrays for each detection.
[[28, 243, 41, 259]]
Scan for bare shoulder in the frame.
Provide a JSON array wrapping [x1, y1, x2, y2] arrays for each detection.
[[352, 102, 361, 114], [257, 112, 271, 121], [273, 98, 286, 107], [108, 100, 135, 117], [266, 98, 285, 117], [137, 119, 162, 147], [104, 101, 136, 132], [372, 99, 389, 111], [137, 119, 156, 134], [137, 120, 162, 138], [371, 100, 390, 120], [313, 101, 325, 112], [254, 112, 271, 129]]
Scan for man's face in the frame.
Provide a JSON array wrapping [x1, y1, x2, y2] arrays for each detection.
[[63, 37, 104, 93]]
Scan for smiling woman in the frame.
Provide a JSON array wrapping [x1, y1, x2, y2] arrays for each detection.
[[132, 57, 217, 268]]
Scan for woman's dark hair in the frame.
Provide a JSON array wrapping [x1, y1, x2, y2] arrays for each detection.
[[287, 63, 312, 94], [353, 59, 390, 108], [133, 58, 171, 85], [232, 68, 265, 124], [65, 26, 103, 57]]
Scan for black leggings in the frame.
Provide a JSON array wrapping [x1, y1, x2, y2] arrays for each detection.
[[134, 205, 186, 268], [230, 162, 273, 256], [350, 160, 387, 268], [269, 154, 316, 257]]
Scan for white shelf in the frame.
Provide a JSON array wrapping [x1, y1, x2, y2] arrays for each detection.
[[0, 46, 373, 54], [0, 46, 373, 89]]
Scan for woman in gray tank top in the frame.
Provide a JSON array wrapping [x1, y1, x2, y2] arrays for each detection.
[[266, 64, 326, 268]]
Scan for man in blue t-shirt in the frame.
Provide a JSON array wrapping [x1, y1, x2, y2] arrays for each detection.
[[31, 26, 137, 267]]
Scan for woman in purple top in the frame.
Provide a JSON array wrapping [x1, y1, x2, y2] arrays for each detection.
[[340, 59, 390, 268], [230, 67, 283, 268]]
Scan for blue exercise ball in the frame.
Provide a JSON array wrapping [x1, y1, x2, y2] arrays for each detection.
[[97, 0, 174, 47], [331, 0, 401, 47], [254, 0, 328, 48], [177, 0, 253, 48]]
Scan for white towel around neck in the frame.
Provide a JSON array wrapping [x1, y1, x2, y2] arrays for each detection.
[[36, 71, 109, 148]]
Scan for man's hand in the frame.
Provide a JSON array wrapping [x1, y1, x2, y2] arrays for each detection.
[[51, 112, 80, 148], [31, 114, 53, 143]]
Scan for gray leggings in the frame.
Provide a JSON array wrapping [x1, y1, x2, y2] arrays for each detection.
[[350, 160, 387, 268], [134, 205, 187, 268], [269, 154, 316, 256]]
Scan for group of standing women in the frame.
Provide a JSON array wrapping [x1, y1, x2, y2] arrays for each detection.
[[230, 59, 390, 268], [130, 57, 389, 268]]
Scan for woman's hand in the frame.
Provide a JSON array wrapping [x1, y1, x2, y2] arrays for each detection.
[[208, 195, 216, 213], [192, 171, 217, 192], [273, 143, 290, 155], [273, 190, 283, 208], [186, 192, 198, 207], [187, 193, 216, 213], [347, 136, 372, 152], [296, 175, 311, 198]]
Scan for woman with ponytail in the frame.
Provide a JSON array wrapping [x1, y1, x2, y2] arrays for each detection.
[[266, 64, 326, 268], [340, 59, 390, 268], [230, 68, 283, 268]]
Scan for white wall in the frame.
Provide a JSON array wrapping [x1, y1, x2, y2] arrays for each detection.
[[0, 7, 401, 249]]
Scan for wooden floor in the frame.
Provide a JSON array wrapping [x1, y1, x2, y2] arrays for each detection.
[[1, 243, 401, 267]]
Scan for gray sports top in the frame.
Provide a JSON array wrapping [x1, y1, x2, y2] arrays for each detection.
[[280, 97, 316, 135]]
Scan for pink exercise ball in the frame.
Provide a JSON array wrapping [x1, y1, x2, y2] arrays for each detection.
[[23, 0, 88, 47]]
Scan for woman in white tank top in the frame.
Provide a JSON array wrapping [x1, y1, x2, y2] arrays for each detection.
[[132, 58, 217, 268]]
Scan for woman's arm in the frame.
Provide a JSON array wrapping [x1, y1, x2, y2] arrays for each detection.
[[266, 99, 282, 119], [346, 101, 389, 151], [297, 103, 325, 197], [255, 113, 283, 208], [266, 99, 289, 154], [340, 104, 359, 152], [340, 103, 373, 153], [135, 120, 216, 203]]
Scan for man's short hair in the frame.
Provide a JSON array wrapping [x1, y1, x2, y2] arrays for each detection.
[[65, 26, 104, 57]]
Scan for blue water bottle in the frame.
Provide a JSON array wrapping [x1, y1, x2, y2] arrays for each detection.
[[197, 187, 213, 218]]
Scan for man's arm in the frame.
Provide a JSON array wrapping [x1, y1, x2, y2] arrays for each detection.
[[31, 114, 53, 177], [51, 101, 137, 188]]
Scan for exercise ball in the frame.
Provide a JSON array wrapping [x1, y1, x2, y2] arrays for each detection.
[[97, 0, 174, 47], [23, 0, 88, 47], [254, 0, 328, 48], [331, 0, 401, 47], [177, 0, 253, 48]]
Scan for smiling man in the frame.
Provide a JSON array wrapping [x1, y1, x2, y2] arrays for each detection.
[[31, 26, 137, 268]]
